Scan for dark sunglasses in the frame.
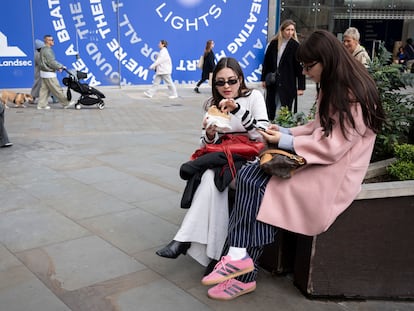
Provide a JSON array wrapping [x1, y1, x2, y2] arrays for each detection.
[[300, 62, 318, 71], [214, 79, 239, 87]]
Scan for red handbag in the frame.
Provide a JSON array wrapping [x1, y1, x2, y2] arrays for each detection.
[[190, 134, 265, 177]]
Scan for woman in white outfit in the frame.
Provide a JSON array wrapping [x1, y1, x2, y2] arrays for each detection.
[[144, 40, 178, 99], [156, 57, 269, 269]]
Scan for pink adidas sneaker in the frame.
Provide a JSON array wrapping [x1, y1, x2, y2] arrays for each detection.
[[208, 279, 256, 300], [201, 255, 254, 286]]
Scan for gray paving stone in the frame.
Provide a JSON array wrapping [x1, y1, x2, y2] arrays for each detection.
[[79, 207, 180, 255], [18, 235, 146, 291], [0, 206, 89, 252]]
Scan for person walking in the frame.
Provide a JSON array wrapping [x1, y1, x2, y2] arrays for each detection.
[[37, 35, 76, 110], [194, 40, 216, 94], [202, 30, 385, 300], [144, 40, 178, 99], [30, 39, 57, 105], [343, 27, 371, 67], [261, 19, 305, 120], [30, 39, 44, 104]]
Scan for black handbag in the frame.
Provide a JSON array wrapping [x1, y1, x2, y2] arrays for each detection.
[[259, 148, 306, 178], [265, 71, 280, 86]]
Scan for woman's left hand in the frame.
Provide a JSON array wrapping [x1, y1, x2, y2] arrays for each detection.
[[259, 128, 281, 144]]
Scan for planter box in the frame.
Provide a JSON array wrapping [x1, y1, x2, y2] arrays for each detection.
[[293, 180, 414, 300]]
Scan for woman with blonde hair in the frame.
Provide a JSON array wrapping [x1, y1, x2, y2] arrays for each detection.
[[261, 19, 305, 119]]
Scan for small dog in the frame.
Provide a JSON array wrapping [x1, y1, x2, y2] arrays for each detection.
[[0, 90, 34, 108]]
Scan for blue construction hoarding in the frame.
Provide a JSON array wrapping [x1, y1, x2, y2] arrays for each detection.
[[0, 0, 272, 89]]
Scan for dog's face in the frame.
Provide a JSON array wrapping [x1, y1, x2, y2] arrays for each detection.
[[23, 94, 34, 103]]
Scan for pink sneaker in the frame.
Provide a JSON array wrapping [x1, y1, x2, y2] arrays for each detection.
[[201, 255, 254, 286], [208, 279, 256, 300]]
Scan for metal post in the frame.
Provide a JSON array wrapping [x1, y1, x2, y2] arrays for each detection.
[[267, 0, 280, 42]]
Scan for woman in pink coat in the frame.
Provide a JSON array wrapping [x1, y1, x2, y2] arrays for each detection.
[[201, 30, 385, 300]]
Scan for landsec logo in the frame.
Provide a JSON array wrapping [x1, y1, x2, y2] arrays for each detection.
[[0, 31, 33, 67], [35, 0, 269, 86]]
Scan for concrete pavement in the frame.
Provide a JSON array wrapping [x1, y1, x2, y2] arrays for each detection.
[[1, 82, 412, 311]]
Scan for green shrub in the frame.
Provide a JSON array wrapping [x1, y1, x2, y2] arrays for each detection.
[[368, 43, 414, 161], [387, 144, 414, 180], [274, 106, 309, 127]]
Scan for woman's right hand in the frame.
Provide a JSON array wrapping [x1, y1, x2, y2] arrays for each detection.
[[203, 116, 217, 140]]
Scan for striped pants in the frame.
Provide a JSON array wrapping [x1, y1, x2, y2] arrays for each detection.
[[226, 161, 279, 283]]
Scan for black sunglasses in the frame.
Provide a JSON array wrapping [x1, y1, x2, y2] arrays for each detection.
[[214, 79, 239, 87], [300, 62, 318, 71]]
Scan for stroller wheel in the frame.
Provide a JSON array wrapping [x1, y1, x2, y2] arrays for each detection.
[[75, 103, 81, 110], [97, 102, 105, 110]]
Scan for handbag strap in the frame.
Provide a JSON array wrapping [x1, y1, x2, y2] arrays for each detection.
[[223, 145, 237, 179]]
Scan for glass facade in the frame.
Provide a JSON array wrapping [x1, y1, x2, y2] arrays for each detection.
[[280, 0, 414, 57]]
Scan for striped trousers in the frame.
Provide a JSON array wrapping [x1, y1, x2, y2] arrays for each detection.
[[226, 161, 279, 283]]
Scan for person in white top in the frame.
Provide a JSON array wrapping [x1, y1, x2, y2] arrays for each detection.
[[144, 40, 178, 99], [156, 57, 269, 271]]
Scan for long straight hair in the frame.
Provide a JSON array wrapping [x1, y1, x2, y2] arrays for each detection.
[[204, 40, 214, 56], [297, 30, 384, 138]]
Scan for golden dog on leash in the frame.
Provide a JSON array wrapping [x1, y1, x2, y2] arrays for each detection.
[[0, 90, 34, 108]]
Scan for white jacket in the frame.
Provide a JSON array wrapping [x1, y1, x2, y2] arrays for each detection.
[[150, 47, 173, 75]]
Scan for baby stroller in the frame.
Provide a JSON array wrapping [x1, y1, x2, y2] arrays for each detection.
[[62, 69, 105, 110]]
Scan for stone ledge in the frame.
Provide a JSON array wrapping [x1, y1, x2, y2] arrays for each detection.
[[357, 180, 414, 199]]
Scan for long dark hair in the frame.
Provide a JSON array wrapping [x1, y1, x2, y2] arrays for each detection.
[[297, 30, 384, 138], [204, 40, 214, 56], [204, 57, 251, 110]]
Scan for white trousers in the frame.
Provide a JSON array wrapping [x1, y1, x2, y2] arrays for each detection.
[[174, 169, 229, 266], [146, 74, 178, 97]]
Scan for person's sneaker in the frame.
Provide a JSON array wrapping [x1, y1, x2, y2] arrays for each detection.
[[37, 105, 51, 110], [201, 255, 254, 286], [207, 279, 256, 300], [144, 91, 153, 98], [64, 100, 76, 109], [1, 142, 13, 148], [194, 87, 200, 94], [168, 95, 178, 99]]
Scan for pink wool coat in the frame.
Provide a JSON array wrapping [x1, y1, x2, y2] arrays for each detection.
[[256, 103, 376, 236]]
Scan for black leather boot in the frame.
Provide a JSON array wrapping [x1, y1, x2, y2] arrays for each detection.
[[194, 87, 200, 93], [204, 259, 218, 276], [156, 240, 191, 259]]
